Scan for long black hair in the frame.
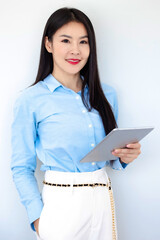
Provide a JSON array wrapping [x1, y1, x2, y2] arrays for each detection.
[[31, 7, 117, 135]]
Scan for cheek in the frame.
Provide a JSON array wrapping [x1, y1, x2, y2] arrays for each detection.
[[86, 47, 90, 58], [53, 44, 68, 56], [84, 46, 90, 59]]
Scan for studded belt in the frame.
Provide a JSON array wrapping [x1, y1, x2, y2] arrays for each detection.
[[43, 180, 111, 189]]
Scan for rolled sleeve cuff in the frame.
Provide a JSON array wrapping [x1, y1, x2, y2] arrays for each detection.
[[109, 158, 128, 170], [120, 161, 128, 169], [26, 198, 44, 231]]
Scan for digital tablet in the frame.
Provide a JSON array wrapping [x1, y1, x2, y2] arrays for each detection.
[[80, 127, 154, 163]]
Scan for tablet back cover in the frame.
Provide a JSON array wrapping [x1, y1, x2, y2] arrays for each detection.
[[80, 127, 154, 163]]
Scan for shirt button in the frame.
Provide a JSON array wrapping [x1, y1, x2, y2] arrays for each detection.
[[76, 95, 80, 100], [82, 109, 86, 113], [88, 124, 92, 128], [91, 143, 95, 147], [91, 162, 96, 166]]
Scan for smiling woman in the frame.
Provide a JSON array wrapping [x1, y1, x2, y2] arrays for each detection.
[[11, 6, 141, 240], [44, 21, 90, 91]]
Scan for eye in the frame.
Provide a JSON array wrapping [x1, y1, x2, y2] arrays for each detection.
[[80, 40, 88, 44], [62, 39, 70, 43]]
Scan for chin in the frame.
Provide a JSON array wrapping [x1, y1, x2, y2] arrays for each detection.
[[64, 68, 82, 75]]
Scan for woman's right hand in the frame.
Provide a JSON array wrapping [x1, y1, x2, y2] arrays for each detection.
[[34, 218, 40, 236]]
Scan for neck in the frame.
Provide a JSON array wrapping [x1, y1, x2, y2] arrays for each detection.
[[51, 71, 83, 92]]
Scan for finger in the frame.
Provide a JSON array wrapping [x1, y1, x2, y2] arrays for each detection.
[[113, 152, 138, 159], [112, 150, 139, 158], [126, 142, 141, 149], [121, 154, 138, 160], [113, 148, 137, 154], [120, 157, 135, 164]]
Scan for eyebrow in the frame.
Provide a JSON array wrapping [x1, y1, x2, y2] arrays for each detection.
[[59, 34, 88, 39]]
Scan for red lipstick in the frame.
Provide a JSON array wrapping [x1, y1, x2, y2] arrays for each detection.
[[66, 59, 80, 65]]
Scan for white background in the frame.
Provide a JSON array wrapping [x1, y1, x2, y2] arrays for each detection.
[[0, 0, 160, 239]]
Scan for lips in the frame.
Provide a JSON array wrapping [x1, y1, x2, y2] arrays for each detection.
[[67, 59, 80, 62], [66, 59, 81, 65]]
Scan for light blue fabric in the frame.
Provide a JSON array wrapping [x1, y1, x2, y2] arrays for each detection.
[[11, 73, 127, 231]]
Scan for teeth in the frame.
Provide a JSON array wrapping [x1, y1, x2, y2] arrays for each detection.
[[67, 60, 79, 62]]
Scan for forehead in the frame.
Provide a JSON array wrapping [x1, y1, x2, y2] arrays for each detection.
[[54, 21, 88, 37]]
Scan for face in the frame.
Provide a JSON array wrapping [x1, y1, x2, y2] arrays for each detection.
[[45, 21, 90, 78]]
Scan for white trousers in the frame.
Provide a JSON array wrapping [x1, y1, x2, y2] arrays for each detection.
[[36, 166, 117, 240]]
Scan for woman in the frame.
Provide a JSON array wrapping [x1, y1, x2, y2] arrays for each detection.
[[11, 7, 141, 240]]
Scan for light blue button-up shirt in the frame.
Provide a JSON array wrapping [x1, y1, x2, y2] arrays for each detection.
[[11, 73, 127, 231]]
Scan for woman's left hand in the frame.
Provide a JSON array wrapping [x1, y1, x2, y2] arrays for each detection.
[[112, 142, 141, 164]]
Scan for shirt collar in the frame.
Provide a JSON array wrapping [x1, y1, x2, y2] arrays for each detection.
[[43, 73, 88, 93], [43, 73, 61, 92]]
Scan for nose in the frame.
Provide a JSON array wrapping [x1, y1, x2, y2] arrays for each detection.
[[70, 42, 80, 55]]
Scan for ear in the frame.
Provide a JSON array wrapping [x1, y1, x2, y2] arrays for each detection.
[[44, 36, 53, 53]]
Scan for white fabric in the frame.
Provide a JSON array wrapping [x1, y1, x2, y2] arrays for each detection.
[[35, 166, 117, 240]]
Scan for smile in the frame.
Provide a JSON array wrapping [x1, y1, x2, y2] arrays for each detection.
[[66, 59, 81, 65]]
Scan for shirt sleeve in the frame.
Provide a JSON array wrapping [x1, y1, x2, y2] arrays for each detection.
[[102, 83, 128, 170], [10, 91, 43, 231]]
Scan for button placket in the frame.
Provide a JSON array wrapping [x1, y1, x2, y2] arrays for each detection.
[[74, 93, 96, 164]]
